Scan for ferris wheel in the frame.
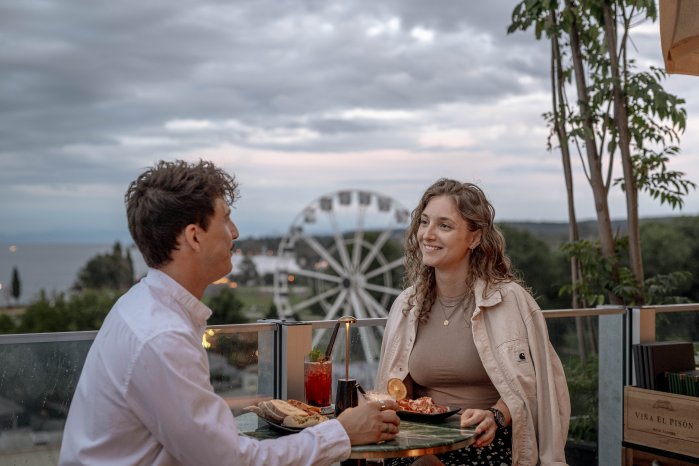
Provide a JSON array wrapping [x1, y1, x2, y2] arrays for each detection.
[[273, 189, 410, 363]]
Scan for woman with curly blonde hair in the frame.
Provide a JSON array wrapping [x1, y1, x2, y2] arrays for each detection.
[[376, 179, 570, 466]]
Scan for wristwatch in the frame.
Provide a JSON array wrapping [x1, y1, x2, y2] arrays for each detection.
[[488, 407, 506, 429]]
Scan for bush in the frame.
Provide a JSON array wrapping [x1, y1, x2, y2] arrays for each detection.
[[565, 356, 598, 442], [17, 289, 121, 333], [0, 313, 16, 334], [205, 287, 247, 325]]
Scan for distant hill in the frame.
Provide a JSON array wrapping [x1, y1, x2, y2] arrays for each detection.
[[502, 215, 688, 246], [2, 216, 687, 249], [232, 216, 693, 252], [499, 219, 628, 246]]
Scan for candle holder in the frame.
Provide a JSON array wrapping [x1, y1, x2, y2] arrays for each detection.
[[334, 315, 358, 417]]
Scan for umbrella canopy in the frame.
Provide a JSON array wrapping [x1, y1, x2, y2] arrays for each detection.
[[660, 0, 699, 76]]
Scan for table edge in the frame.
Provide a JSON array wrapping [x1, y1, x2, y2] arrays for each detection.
[[347, 436, 475, 460]]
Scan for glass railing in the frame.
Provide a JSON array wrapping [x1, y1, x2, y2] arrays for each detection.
[[653, 304, 699, 356], [199, 322, 278, 415], [308, 318, 384, 394], [1, 306, 696, 466], [0, 323, 277, 463], [0, 332, 95, 461]]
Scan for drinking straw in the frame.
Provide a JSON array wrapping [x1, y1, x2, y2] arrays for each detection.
[[324, 321, 341, 361]]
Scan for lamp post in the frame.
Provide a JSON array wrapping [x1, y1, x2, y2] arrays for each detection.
[[334, 315, 357, 416]]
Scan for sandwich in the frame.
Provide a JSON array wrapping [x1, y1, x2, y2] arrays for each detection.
[[282, 413, 327, 428], [245, 399, 328, 428]]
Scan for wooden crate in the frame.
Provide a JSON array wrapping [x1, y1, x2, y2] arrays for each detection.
[[622, 446, 699, 466], [624, 386, 699, 458]]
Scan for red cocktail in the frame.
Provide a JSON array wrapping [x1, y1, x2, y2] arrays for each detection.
[[304, 358, 332, 408]]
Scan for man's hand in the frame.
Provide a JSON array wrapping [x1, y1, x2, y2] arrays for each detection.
[[337, 400, 400, 445]]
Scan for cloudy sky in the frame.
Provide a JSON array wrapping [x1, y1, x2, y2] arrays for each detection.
[[1, 0, 698, 243]]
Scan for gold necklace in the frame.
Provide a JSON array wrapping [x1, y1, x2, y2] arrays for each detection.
[[436, 293, 467, 326]]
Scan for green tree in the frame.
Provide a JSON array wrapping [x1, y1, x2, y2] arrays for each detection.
[[640, 217, 698, 304], [206, 287, 247, 325], [500, 225, 568, 309], [17, 289, 119, 333], [639, 217, 699, 342], [11, 266, 21, 304], [74, 242, 135, 291], [17, 295, 68, 333], [502, 225, 593, 353], [509, 0, 694, 306], [235, 255, 259, 286], [0, 314, 16, 333], [561, 229, 692, 308], [125, 248, 135, 283]]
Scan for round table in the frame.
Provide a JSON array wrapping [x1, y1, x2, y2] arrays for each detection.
[[237, 412, 476, 464]]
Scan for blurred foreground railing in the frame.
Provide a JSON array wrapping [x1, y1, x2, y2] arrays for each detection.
[[0, 305, 697, 466]]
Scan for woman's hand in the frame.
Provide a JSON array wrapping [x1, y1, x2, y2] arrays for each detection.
[[460, 408, 497, 448]]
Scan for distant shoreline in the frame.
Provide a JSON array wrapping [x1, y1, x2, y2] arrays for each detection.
[[3, 214, 698, 245]]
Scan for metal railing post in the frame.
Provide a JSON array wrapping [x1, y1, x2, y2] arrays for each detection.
[[278, 321, 312, 401], [597, 305, 626, 466], [256, 319, 281, 399]]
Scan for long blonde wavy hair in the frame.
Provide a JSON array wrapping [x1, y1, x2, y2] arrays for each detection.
[[403, 179, 521, 321]]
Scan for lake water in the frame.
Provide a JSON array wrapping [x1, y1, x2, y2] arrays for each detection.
[[0, 243, 294, 306], [0, 243, 148, 305]]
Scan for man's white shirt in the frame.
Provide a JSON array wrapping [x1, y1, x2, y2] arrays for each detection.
[[59, 268, 350, 466]]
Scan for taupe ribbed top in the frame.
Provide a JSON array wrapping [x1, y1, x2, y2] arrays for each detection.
[[408, 300, 500, 411]]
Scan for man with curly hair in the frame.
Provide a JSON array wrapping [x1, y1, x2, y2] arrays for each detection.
[[60, 160, 399, 466]]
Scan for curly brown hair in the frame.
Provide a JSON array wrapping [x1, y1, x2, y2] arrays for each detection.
[[403, 178, 520, 320], [125, 159, 239, 268]]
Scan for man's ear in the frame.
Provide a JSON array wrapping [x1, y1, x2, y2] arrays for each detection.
[[182, 224, 201, 252]]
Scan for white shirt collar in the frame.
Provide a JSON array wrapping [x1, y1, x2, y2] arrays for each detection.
[[145, 268, 212, 326]]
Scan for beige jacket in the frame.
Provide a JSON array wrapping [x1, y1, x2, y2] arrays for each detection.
[[376, 280, 570, 466]]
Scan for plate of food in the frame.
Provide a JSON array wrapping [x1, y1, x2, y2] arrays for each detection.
[[396, 396, 460, 422], [245, 399, 329, 435], [257, 416, 305, 434]]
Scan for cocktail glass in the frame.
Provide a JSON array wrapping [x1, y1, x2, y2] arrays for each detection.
[[304, 357, 332, 408]]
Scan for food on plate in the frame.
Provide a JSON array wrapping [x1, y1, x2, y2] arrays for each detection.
[[287, 399, 322, 414], [245, 399, 328, 428], [387, 377, 408, 401], [245, 399, 307, 422], [282, 413, 327, 428], [397, 396, 449, 414]]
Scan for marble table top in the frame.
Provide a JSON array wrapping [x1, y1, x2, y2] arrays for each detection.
[[236, 412, 477, 459]]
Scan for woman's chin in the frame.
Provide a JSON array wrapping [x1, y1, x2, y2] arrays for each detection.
[[421, 257, 439, 268]]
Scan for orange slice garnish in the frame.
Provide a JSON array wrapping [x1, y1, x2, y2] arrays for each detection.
[[387, 378, 407, 401]]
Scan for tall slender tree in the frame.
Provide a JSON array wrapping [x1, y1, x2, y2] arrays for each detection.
[[599, 0, 691, 303], [548, 6, 590, 359], [11, 266, 21, 305]]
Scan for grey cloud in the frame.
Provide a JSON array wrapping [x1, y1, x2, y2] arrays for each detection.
[[2, 0, 694, 239], [1, 0, 540, 149], [1, 0, 537, 184]]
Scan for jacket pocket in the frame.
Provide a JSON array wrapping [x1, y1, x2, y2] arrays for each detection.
[[497, 338, 536, 398]]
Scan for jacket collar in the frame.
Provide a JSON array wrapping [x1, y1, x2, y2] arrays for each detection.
[[474, 278, 504, 308]]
